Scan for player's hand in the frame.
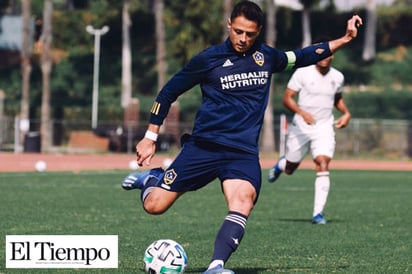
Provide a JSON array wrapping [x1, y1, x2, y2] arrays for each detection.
[[301, 111, 316, 125], [335, 113, 351, 129], [135, 138, 156, 167], [346, 15, 363, 40]]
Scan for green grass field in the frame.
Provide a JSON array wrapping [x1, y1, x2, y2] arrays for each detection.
[[1, 169, 411, 273]]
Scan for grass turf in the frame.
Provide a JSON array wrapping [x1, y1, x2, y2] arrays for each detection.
[[1, 169, 411, 273]]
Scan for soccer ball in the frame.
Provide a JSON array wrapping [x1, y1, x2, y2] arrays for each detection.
[[143, 239, 188, 274], [35, 160, 47, 172]]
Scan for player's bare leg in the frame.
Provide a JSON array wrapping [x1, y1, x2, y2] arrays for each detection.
[[121, 167, 183, 214], [143, 188, 183, 215]]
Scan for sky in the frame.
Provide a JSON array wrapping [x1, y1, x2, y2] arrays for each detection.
[[276, 0, 395, 11]]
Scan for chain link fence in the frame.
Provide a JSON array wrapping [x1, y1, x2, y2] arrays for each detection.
[[0, 116, 411, 159]]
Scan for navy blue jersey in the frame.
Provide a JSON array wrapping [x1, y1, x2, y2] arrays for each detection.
[[150, 39, 331, 154]]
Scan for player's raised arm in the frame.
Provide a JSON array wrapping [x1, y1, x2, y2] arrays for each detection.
[[329, 15, 363, 53]]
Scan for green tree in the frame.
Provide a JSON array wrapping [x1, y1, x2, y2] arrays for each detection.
[[164, 0, 223, 68]]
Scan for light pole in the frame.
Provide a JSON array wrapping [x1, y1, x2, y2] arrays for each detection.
[[86, 25, 109, 129]]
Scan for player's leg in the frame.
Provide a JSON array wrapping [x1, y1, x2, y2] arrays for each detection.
[[310, 125, 335, 224], [142, 187, 183, 214], [142, 140, 218, 215], [312, 155, 331, 224], [121, 167, 182, 214], [268, 125, 308, 182], [122, 137, 213, 215], [203, 179, 255, 274], [268, 156, 286, 182], [204, 153, 260, 274]]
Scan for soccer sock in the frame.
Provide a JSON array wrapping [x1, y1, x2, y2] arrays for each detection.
[[140, 174, 161, 203], [313, 171, 330, 216], [277, 157, 287, 171], [208, 211, 248, 267]]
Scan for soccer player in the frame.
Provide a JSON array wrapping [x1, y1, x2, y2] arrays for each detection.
[[122, 1, 362, 273], [268, 39, 351, 225]]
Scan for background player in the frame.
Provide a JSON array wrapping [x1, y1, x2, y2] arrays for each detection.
[[122, 1, 362, 272], [268, 42, 351, 225]]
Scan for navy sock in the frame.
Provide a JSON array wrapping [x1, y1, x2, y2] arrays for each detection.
[[211, 211, 248, 263]]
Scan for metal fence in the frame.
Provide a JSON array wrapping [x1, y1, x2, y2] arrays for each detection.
[[334, 118, 412, 159], [1, 116, 411, 159]]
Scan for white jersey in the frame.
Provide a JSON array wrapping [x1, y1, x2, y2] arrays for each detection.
[[287, 64, 344, 125]]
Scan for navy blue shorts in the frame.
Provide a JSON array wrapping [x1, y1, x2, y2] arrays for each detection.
[[157, 137, 262, 200]]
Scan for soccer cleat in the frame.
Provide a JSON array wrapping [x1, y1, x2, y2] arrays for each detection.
[[121, 167, 164, 190], [202, 265, 234, 274], [312, 213, 327, 224], [268, 156, 284, 183]]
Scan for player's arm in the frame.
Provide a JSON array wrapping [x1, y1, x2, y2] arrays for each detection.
[[135, 53, 208, 166], [279, 15, 362, 71], [334, 93, 351, 129], [329, 15, 363, 53], [283, 88, 316, 125]]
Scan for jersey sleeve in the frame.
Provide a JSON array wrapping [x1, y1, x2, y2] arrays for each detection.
[[280, 42, 332, 71], [149, 53, 209, 125], [286, 68, 304, 92]]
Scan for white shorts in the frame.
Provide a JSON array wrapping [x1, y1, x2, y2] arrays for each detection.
[[285, 116, 336, 163]]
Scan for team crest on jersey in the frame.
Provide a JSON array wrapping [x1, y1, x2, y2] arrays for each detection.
[[164, 169, 177, 185], [252, 51, 264, 66]]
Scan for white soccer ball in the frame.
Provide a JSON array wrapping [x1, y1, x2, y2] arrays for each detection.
[[143, 239, 187, 274], [129, 160, 139, 170], [35, 160, 47, 172]]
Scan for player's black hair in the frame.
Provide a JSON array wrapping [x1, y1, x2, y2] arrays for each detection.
[[231, 1, 264, 27]]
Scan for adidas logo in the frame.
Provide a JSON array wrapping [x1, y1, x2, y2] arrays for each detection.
[[222, 59, 233, 67]]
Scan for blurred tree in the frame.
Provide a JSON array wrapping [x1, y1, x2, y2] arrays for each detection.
[[363, 0, 377, 61], [164, 0, 222, 67], [65, 0, 89, 10], [155, 0, 179, 142], [322, 0, 337, 13], [222, 0, 232, 41], [40, 0, 53, 151], [121, 0, 132, 108], [262, 0, 277, 153], [392, 0, 412, 7], [3, 0, 18, 14], [20, 0, 32, 150], [0, 0, 9, 14], [2, 0, 412, 129], [299, 0, 320, 46], [154, 0, 166, 89]]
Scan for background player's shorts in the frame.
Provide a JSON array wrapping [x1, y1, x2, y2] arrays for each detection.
[[286, 118, 336, 162], [157, 137, 262, 201]]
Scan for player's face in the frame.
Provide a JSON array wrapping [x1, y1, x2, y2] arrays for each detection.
[[228, 16, 261, 53], [317, 55, 333, 69]]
